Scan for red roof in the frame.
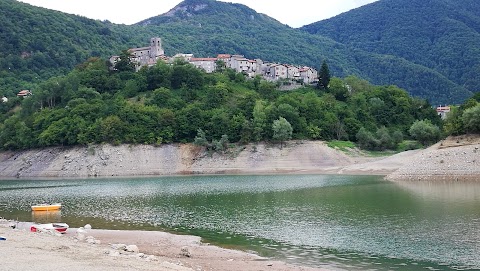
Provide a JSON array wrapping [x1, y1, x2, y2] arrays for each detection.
[[17, 90, 31, 96], [217, 54, 231, 59]]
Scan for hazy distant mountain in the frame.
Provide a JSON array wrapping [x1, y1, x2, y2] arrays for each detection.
[[301, 0, 480, 102], [0, 0, 474, 103]]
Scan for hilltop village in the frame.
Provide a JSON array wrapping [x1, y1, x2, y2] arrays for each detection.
[[110, 37, 319, 85]]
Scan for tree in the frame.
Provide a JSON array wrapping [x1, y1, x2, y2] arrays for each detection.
[[114, 50, 136, 72], [252, 100, 267, 141], [317, 60, 331, 90], [462, 104, 480, 133], [356, 127, 378, 150], [328, 77, 349, 101], [194, 128, 208, 147], [272, 117, 293, 149], [409, 119, 441, 145]]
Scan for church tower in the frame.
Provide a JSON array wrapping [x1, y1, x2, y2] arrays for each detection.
[[150, 37, 164, 57]]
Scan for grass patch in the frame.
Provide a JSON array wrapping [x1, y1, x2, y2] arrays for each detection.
[[397, 140, 422, 152], [327, 140, 356, 152]]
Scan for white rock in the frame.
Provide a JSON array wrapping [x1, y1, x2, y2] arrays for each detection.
[[76, 227, 86, 234], [84, 224, 92, 230], [125, 245, 139, 253], [76, 233, 85, 241], [86, 236, 97, 244], [111, 243, 127, 250], [109, 250, 120, 257], [146, 255, 157, 262]]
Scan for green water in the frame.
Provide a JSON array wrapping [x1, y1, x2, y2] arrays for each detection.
[[1, 175, 479, 270]]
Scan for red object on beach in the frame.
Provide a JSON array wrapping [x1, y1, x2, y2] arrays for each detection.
[[30, 223, 69, 233]]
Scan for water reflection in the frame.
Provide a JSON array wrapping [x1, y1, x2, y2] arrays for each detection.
[[31, 210, 62, 223], [0, 175, 479, 271], [396, 180, 480, 202]]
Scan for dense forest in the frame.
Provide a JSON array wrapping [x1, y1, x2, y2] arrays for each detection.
[[0, 0, 475, 104], [0, 56, 447, 151], [301, 0, 480, 99]]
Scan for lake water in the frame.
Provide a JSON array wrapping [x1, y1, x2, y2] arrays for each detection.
[[1, 175, 479, 271]]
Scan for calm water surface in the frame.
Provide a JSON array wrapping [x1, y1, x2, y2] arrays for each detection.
[[1, 175, 479, 271]]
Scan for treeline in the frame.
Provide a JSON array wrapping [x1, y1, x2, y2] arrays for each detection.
[[0, 56, 443, 151], [443, 93, 480, 136]]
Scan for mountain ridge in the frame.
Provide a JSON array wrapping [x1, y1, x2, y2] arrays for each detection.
[[0, 0, 475, 104], [301, 0, 480, 99]]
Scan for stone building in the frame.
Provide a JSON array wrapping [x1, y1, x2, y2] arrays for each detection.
[[110, 37, 165, 71]]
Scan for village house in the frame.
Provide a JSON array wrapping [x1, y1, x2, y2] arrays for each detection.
[[286, 65, 300, 80], [189, 57, 217, 73], [436, 106, 451, 119], [110, 37, 165, 71], [171, 53, 194, 62], [111, 37, 318, 87], [17, 90, 32, 97], [299, 67, 318, 84], [216, 54, 231, 68], [265, 63, 289, 80]]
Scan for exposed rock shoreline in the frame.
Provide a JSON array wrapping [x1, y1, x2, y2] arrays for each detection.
[[386, 135, 480, 182], [0, 141, 389, 179], [0, 137, 478, 181]]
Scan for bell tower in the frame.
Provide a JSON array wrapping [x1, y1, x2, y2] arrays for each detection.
[[150, 37, 164, 57]]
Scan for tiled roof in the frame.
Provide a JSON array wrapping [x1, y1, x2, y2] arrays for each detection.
[[217, 54, 231, 59]]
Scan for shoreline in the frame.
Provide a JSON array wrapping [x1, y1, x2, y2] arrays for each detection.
[[1, 137, 479, 270], [0, 219, 327, 271], [1, 136, 479, 181]]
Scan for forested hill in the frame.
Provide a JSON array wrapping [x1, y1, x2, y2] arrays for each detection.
[[0, 0, 473, 104], [301, 0, 480, 101], [134, 0, 472, 104], [0, 0, 163, 95]]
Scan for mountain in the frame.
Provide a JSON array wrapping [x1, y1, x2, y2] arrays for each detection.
[[0, 0, 474, 104], [301, 0, 480, 103], [0, 0, 163, 95]]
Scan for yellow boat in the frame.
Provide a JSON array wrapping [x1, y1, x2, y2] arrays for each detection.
[[31, 203, 62, 212]]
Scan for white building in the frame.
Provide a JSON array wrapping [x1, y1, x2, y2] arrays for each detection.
[[299, 67, 318, 84], [190, 58, 217, 73]]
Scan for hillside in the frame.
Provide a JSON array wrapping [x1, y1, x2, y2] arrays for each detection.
[[301, 0, 480, 103], [133, 0, 471, 104], [0, 0, 162, 96], [0, 0, 473, 104]]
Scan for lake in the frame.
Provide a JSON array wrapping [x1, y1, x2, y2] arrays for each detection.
[[0, 175, 479, 270]]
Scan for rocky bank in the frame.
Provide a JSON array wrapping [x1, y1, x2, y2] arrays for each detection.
[[0, 141, 386, 179], [386, 135, 480, 181], [0, 137, 478, 180]]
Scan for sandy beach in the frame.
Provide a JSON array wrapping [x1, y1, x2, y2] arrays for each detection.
[[0, 220, 325, 271]]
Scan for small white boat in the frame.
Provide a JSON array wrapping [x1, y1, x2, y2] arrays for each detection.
[[30, 223, 69, 233]]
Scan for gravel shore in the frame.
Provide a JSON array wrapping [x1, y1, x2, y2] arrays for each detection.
[[0, 219, 325, 271], [386, 135, 480, 181]]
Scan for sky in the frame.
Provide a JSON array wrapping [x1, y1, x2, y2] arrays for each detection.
[[18, 0, 379, 28]]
